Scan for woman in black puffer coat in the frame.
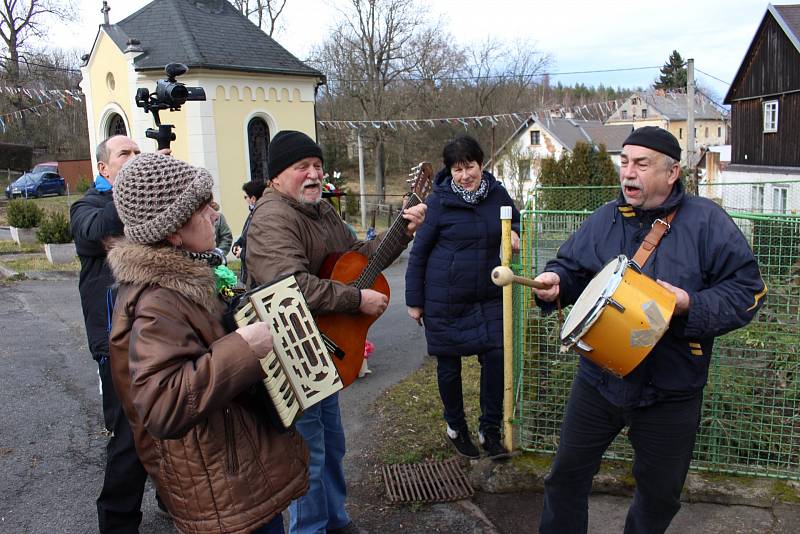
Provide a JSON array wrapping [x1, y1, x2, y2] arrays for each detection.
[[405, 135, 520, 460]]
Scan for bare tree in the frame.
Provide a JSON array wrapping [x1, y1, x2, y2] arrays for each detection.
[[0, 0, 74, 82], [497, 142, 538, 209], [1, 0, 75, 135], [231, 0, 287, 37], [463, 37, 552, 115], [313, 0, 445, 201]]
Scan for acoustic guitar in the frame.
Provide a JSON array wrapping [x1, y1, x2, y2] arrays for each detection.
[[316, 162, 434, 387]]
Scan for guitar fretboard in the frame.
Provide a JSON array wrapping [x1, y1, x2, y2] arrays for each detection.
[[353, 193, 422, 290]]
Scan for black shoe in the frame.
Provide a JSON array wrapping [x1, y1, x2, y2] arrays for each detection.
[[446, 425, 480, 459], [328, 521, 365, 534], [479, 428, 511, 461]]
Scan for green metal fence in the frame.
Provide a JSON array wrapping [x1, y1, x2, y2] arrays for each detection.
[[512, 184, 800, 480]]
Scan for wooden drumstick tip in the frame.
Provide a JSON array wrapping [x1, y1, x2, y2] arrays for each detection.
[[491, 266, 553, 290], [491, 266, 515, 287]]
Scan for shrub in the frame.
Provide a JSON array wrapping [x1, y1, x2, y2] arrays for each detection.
[[36, 211, 73, 244], [7, 199, 43, 228], [75, 176, 92, 193]]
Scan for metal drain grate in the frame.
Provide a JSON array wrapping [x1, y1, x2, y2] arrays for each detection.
[[382, 458, 474, 503]]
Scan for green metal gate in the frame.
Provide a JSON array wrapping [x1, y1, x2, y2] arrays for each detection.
[[512, 183, 800, 480]]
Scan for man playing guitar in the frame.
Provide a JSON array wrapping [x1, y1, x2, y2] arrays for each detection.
[[245, 130, 426, 534]]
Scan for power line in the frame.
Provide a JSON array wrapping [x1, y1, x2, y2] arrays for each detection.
[[695, 68, 730, 86], [324, 65, 661, 84], [0, 55, 81, 74]]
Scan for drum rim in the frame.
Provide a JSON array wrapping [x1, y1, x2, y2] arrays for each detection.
[[560, 255, 629, 347]]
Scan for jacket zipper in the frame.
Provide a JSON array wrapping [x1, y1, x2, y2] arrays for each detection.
[[223, 408, 239, 474]]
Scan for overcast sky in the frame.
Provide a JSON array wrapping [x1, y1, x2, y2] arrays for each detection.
[[56, 0, 774, 104]]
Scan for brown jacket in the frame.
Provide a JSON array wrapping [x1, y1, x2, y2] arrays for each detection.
[[107, 241, 308, 534], [245, 190, 411, 314]]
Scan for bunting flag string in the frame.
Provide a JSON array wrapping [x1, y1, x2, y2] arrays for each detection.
[[317, 98, 626, 131], [0, 87, 83, 134]]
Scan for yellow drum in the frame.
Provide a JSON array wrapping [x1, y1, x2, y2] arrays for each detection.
[[560, 255, 676, 377]]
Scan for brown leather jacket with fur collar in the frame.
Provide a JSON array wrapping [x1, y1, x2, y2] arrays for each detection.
[[108, 241, 308, 534]]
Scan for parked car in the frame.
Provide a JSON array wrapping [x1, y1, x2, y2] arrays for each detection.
[[5, 171, 66, 199], [32, 162, 59, 174]]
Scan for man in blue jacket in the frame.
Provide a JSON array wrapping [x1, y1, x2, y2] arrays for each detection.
[[70, 135, 157, 533], [532, 127, 766, 534]]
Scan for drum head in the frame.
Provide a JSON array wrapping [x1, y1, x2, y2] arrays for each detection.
[[561, 256, 626, 342]]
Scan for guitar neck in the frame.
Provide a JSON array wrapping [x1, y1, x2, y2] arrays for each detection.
[[354, 193, 421, 289]]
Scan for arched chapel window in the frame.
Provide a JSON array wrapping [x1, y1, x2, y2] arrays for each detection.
[[248, 117, 270, 182], [108, 114, 127, 137]]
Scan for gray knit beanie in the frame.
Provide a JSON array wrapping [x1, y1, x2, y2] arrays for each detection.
[[114, 153, 214, 244]]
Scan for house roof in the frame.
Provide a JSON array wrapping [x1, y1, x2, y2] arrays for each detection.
[[724, 3, 800, 103], [103, 0, 323, 79], [489, 115, 631, 166], [609, 91, 724, 121], [582, 124, 632, 152]]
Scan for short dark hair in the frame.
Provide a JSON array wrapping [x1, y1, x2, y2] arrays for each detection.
[[95, 136, 114, 164], [242, 180, 267, 200], [442, 135, 484, 168]]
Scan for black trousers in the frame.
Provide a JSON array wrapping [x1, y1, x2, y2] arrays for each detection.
[[97, 356, 148, 534], [539, 376, 702, 534], [435, 348, 504, 433]]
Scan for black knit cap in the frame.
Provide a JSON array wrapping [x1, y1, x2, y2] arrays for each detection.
[[622, 126, 682, 161], [267, 130, 324, 180]]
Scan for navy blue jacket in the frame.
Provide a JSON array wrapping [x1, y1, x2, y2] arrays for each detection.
[[70, 186, 124, 359], [406, 170, 520, 356], [539, 181, 766, 406]]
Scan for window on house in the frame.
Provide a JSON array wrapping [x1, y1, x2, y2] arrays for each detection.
[[717, 126, 722, 137], [107, 114, 127, 137], [773, 186, 788, 214], [705, 127, 709, 138], [530, 130, 541, 145], [247, 117, 270, 181], [632, 98, 638, 105], [679, 128, 683, 139], [764, 100, 779, 132], [751, 185, 765, 213], [518, 159, 531, 181], [621, 110, 628, 119], [641, 109, 647, 119]]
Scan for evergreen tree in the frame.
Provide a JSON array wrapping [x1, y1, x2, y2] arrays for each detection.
[[654, 50, 688, 90], [537, 142, 618, 211]]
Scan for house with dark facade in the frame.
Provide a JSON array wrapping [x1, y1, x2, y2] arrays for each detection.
[[719, 3, 800, 213]]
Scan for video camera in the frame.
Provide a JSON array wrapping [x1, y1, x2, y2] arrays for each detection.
[[135, 63, 206, 150]]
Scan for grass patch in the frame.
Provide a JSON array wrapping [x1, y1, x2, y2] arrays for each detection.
[[0, 194, 80, 226], [373, 357, 482, 464], [0, 240, 42, 254], [227, 259, 241, 273], [1, 256, 80, 272]]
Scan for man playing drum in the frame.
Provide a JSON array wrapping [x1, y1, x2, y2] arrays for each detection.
[[532, 126, 766, 534]]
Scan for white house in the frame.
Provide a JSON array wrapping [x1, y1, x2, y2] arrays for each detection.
[[489, 114, 631, 205]]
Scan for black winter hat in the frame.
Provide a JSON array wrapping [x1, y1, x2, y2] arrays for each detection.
[[622, 126, 682, 162], [267, 130, 324, 180]]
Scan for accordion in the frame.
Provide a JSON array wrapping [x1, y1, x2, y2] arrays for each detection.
[[228, 274, 343, 429]]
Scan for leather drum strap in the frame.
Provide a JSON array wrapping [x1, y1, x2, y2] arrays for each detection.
[[631, 210, 677, 269]]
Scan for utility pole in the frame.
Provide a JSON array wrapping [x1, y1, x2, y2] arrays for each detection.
[[358, 130, 367, 230], [687, 58, 695, 168]]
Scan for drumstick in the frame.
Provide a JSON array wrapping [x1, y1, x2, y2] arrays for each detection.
[[491, 266, 554, 290]]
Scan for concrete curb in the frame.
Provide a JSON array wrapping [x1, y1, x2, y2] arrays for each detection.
[[468, 452, 800, 510]]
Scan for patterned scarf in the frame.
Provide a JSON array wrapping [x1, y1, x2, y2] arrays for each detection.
[[182, 249, 225, 267], [450, 177, 489, 204]]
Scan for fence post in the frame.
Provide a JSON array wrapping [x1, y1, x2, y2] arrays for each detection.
[[500, 205, 514, 452]]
